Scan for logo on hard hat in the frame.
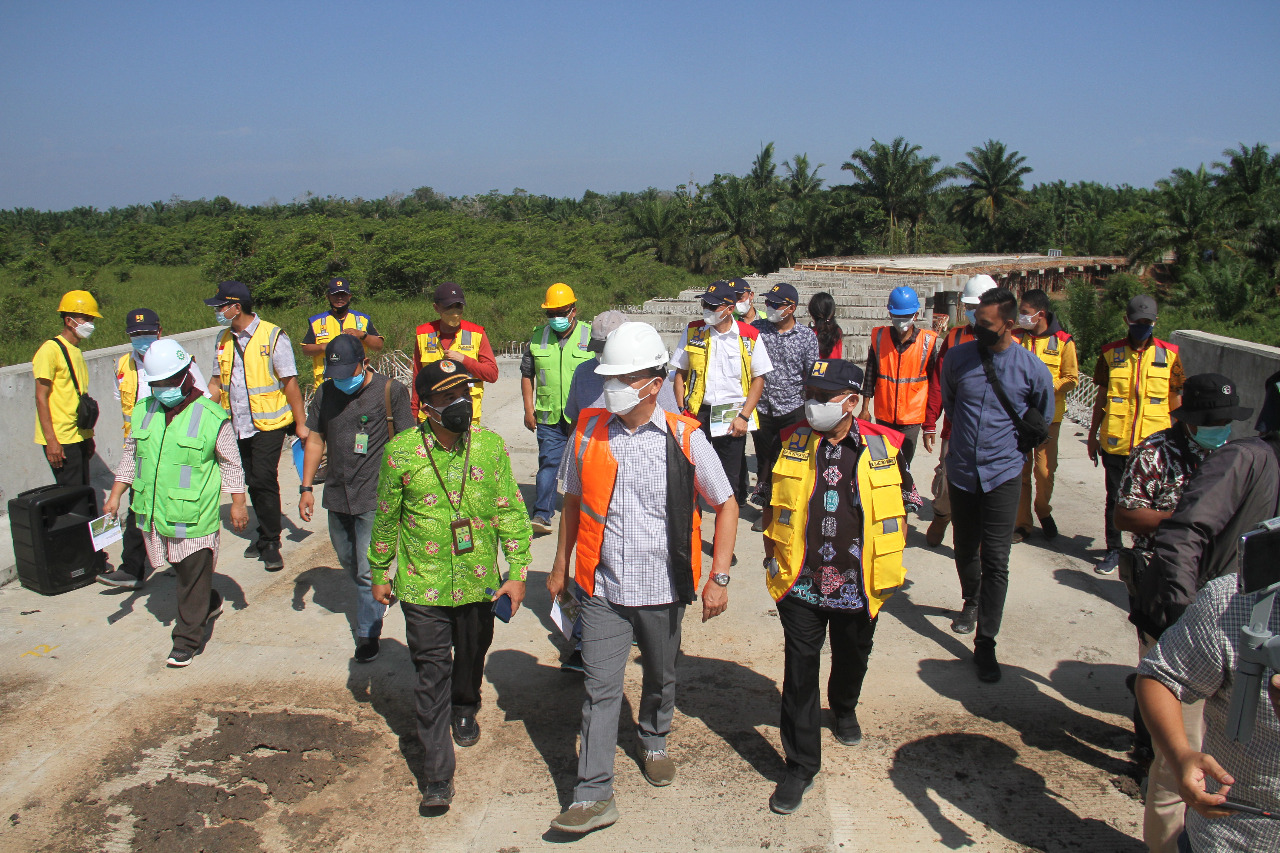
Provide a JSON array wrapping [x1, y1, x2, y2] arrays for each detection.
[[440, 360, 457, 373], [176, 349, 189, 361]]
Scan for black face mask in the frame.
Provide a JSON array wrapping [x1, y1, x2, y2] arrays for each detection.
[[431, 397, 473, 433], [973, 324, 1002, 348], [330, 302, 349, 318]]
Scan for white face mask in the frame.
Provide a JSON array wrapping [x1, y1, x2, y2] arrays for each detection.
[[891, 317, 914, 334], [735, 299, 752, 315], [805, 396, 850, 432], [1017, 312, 1040, 330], [765, 305, 788, 324], [603, 377, 654, 415], [75, 321, 95, 339], [703, 307, 727, 326]]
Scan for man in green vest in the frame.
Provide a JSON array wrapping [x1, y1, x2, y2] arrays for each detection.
[[520, 282, 595, 535], [103, 340, 249, 668]]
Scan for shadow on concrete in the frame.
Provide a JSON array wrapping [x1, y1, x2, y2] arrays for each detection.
[[345, 635, 423, 787], [676, 653, 786, 783], [890, 733, 1142, 851], [1047, 660, 1135, 719], [102, 564, 247, 631], [1051, 567, 1130, 610], [292, 564, 358, 640]]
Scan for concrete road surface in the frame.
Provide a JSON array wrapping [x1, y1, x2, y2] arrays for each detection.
[[0, 357, 1147, 852]]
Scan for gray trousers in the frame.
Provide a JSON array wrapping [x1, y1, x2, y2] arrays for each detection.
[[574, 595, 684, 802]]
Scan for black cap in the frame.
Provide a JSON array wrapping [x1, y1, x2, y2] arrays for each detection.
[[203, 280, 251, 307], [328, 277, 351, 295], [1126, 294, 1158, 322], [415, 359, 473, 400], [805, 358, 864, 393], [322, 334, 367, 379], [701, 280, 736, 307], [433, 282, 465, 307], [1170, 372, 1253, 426], [764, 281, 799, 307], [728, 277, 751, 297], [125, 307, 160, 334]]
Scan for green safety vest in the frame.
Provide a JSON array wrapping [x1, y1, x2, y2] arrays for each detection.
[[131, 395, 229, 539], [530, 321, 594, 425]]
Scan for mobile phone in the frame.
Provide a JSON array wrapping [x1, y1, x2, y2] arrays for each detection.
[[1223, 799, 1280, 820], [1238, 517, 1280, 594], [492, 593, 513, 623]]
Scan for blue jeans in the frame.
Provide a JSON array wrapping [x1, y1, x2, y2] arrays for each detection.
[[534, 419, 572, 520], [327, 509, 386, 641]]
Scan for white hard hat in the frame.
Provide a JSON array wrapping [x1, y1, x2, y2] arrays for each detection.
[[141, 338, 192, 381], [595, 322, 669, 376], [961, 274, 997, 305]]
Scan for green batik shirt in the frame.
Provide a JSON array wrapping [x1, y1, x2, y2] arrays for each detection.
[[368, 424, 532, 606]]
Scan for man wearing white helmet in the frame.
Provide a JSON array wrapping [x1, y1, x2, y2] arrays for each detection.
[[923, 274, 996, 547], [103, 340, 249, 668], [546, 322, 738, 835]]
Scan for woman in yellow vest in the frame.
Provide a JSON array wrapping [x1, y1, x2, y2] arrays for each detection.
[[412, 282, 498, 425], [299, 278, 384, 386], [762, 358, 907, 816]]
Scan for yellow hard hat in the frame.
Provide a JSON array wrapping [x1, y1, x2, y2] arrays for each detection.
[[57, 290, 102, 318], [541, 282, 576, 310]]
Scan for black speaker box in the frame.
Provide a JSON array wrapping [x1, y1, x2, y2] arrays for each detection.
[[8, 484, 105, 595]]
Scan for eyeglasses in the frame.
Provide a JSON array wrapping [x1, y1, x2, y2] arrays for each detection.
[[545, 306, 575, 318], [806, 389, 853, 404]]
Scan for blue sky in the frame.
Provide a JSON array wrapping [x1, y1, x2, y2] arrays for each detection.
[[3, 1, 1278, 210]]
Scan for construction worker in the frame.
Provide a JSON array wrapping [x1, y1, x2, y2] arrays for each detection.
[[33, 289, 102, 519], [1013, 289, 1078, 543], [671, 279, 773, 508], [761, 358, 907, 815], [546, 322, 738, 835], [98, 308, 209, 590], [859, 285, 940, 514], [520, 282, 595, 535], [923, 274, 993, 547], [204, 281, 309, 572], [412, 282, 497, 426], [1087, 294, 1184, 576], [103, 339, 249, 667], [300, 277, 384, 386]]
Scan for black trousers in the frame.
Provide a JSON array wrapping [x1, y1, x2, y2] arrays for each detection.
[[752, 406, 805, 498], [47, 439, 96, 518], [120, 502, 149, 579], [237, 427, 288, 546], [403, 601, 495, 784], [950, 476, 1021, 648], [778, 595, 878, 780], [877, 420, 921, 493], [1101, 450, 1128, 551], [171, 548, 219, 653], [697, 406, 748, 503]]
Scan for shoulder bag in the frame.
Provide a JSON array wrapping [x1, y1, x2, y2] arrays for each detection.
[[51, 338, 100, 429]]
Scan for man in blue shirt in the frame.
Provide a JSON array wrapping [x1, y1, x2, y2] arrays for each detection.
[[941, 287, 1053, 682]]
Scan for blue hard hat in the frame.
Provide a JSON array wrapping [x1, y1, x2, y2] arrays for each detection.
[[887, 286, 920, 316]]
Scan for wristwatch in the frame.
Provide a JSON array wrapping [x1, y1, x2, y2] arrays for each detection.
[[299, 485, 313, 494], [710, 572, 731, 587]]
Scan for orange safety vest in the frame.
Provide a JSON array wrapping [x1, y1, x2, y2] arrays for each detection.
[[570, 407, 703, 600], [872, 326, 937, 425]]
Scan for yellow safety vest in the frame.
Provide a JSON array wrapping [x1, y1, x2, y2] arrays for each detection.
[[307, 310, 371, 384], [215, 320, 294, 431], [1017, 329, 1077, 424], [116, 353, 140, 437], [680, 320, 761, 429], [1099, 338, 1180, 456], [415, 321, 486, 423], [764, 421, 907, 616]]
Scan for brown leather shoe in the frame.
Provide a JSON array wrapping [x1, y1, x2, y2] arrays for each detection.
[[925, 514, 949, 547]]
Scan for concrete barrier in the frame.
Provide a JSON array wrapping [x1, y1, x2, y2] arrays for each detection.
[[1171, 330, 1280, 440], [0, 326, 224, 584]]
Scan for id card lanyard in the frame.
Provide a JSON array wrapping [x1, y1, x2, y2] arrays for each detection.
[[420, 427, 474, 554]]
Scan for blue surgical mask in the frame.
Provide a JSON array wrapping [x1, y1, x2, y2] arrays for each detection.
[[216, 309, 233, 327], [549, 316, 572, 334], [153, 386, 186, 408], [1192, 424, 1232, 450], [131, 334, 158, 355], [965, 308, 977, 327], [333, 372, 365, 395], [1129, 323, 1154, 342]]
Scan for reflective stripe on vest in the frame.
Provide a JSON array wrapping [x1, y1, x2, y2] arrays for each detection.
[[117, 353, 139, 436], [216, 321, 293, 431], [531, 321, 594, 425], [130, 396, 229, 539], [873, 327, 935, 425], [416, 323, 486, 422], [308, 311, 369, 384], [681, 321, 760, 429], [1100, 339, 1178, 455]]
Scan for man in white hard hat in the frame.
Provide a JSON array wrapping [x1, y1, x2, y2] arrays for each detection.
[[103, 340, 249, 667], [546, 322, 738, 835], [923, 274, 995, 547]]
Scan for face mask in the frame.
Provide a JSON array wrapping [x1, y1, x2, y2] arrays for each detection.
[[965, 308, 978, 327], [1017, 313, 1039, 330], [1192, 424, 1232, 450], [333, 371, 366, 395], [765, 306, 788, 324], [735, 299, 752, 316], [549, 315, 572, 334], [603, 377, 653, 415], [703, 308, 727, 326], [891, 317, 914, 334], [330, 302, 349, 317], [805, 397, 849, 432], [153, 385, 186, 408], [440, 308, 464, 327], [428, 396, 473, 433], [75, 321, 95, 339], [131, 334, 157, 355], [973, 324, 1002, 348], [1129, 323, 1154, 342], [216, 307, 235, 326]]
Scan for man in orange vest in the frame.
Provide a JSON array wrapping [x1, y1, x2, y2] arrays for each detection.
[[545, 322, 738, 835], [411, 282, 498, 423], [859, 286, 940, 515]]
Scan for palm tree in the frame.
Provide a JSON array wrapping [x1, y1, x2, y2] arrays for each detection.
[[952, 140, 1032, 247], [747, 142, 781, 193], [626, 195, 683, 265], [841, 137, 955, 252], [1212, 142, 1280, 226], [784, 154, 825, 199]]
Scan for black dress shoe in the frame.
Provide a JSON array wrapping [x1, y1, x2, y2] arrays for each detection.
[[950, 605, 977, 634], [452, 715, 480, 747], [420, 780, 454, 811], [834, 713, 862, 746], [1040, 514, 1058, 541], [769, 773, 814, 814], [975, 644, 1002, 683]]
